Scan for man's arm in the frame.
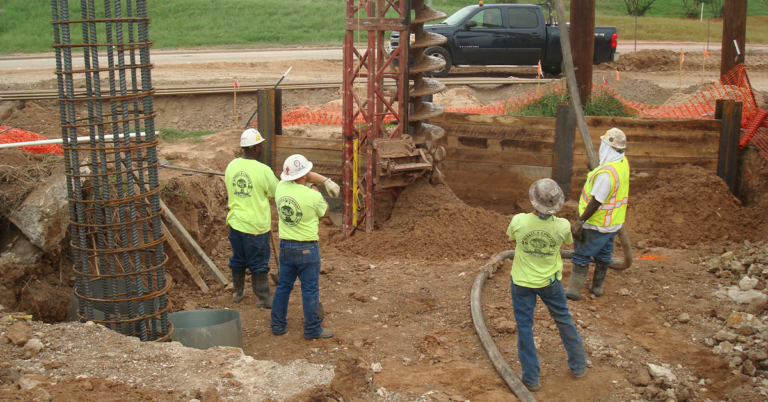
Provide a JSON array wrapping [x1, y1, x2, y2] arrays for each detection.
[[307, 172, 340, 197]]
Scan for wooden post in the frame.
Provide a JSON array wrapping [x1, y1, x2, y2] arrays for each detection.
[[257, 89, 282, 172], [569, 0, 595, 104], [715, 99, 743, 194], [720, 0, 747, 77], [552, 103, 576, 200]]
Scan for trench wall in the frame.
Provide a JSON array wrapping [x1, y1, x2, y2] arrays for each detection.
[[273, 112, 726, 212]]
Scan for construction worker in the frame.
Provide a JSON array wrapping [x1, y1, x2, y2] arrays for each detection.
[[225, 129, 339, 308], [271, 154, 334, 339], [507, 179, 587, 392], [566, 128, 629, 301]]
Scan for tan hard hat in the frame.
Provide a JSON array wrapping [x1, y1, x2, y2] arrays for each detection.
[[529, 178, 565, 215], [601, 128, 626, 149]]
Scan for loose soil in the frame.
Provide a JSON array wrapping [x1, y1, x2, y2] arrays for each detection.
[[3, 52, 768, 401]]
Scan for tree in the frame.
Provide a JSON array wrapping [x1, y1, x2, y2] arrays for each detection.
[[623, 0, 658, 17], [681, 0, 705, 18], [708, 0, 724, 18]]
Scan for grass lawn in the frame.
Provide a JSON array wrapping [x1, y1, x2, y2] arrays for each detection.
[[1, 0, 767, 55]]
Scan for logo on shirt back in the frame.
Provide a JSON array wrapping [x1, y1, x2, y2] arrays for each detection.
[[232, 171, 253, 198], [277, 196, 303, 227], [521, 230, 557, 258]]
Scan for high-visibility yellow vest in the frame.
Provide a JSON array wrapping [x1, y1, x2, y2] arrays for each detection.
[[578, 158, 630, 227]]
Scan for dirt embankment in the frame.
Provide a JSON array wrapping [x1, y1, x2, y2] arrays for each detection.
[[602, 49, 768, 72], [627, 164, 758, 249]]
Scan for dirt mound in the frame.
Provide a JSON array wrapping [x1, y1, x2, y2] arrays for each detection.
[[627, 164, 757, 248], [434, 86, 483, 109], [330, 179, 512, 261]]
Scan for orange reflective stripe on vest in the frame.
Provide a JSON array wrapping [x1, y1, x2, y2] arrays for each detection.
[[578, 158, 630, 227]]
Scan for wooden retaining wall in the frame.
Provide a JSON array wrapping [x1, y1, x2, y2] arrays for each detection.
[[273, 112, 726, 212]]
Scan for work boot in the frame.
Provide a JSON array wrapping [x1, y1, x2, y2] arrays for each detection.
[[252, 272, 272, 309], [566, 264, 590, 301], [590, 262, 610, 297], [232, 270, 246, 304], [306, 328, 334, 340]]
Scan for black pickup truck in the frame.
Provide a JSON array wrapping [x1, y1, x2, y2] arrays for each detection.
[[388, 3, 619, 77]]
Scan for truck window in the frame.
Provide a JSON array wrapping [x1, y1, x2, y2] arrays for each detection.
[[508, 8, 538, 29], [469, 8, 503, 29]]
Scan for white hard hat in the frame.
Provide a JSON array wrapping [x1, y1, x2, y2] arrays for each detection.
[[281, 154, 313, 181], [601, 128, 626, 149], [529, 178, 565, 215], [240, 128, 265, 147]]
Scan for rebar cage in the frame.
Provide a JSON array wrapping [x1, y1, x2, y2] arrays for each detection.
[[52, 0, 171, 341]]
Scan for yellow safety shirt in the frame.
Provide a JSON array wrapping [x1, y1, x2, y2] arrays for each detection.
[[224, 158, 278, 235], [276, 180, 328, 242], [507, 213, 573, 288]]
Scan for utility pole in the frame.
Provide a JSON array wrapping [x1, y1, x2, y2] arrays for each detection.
[[569, 0, 595, 103], [720, 0, 747, 77]]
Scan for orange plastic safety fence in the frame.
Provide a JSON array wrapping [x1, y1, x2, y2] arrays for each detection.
[[260, 64, 768, 156], [0, 127, 63, 155]]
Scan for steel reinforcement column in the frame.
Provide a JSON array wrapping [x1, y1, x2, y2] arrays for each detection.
[[52, 0, 171, 342]]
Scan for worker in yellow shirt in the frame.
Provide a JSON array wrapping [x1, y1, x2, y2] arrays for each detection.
[[507, 179, 587, 392], [224, 130, 339, 308], [271, 154, 334, 339]]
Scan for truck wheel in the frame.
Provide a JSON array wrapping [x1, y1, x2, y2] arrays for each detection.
[[543, 65, 562, 76], [424, 47, 452, 78]]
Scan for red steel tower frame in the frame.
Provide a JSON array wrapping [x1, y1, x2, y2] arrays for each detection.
[[342, 0, 411, 236]]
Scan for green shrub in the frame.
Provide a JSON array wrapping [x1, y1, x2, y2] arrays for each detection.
[[513, 90, 635, 117]]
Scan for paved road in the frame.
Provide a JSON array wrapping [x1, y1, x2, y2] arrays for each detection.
[[1, 41, 767, 71]]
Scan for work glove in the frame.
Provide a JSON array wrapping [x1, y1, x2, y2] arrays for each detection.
[[323, 178, 340, 197], [571, 219, 584, 242]]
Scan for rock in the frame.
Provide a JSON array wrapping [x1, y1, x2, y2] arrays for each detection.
[[494, 320, 517, 334], [729, 356, 743, 368], [80, 380, 93, 391], [677, 313, 691, 323], [18, 375, 55, 390], [746, 297, 768, 315], [725, 312, 758, 329], [22, 338, 44, 359], [628, 366, 652, 386], [720, 341, 734, 353], [619, 288, 630, 296], [6, 322, 32, 346], [675, 383, 695, 402], [736, 326, 754, 337], [742, 360, 758, 377], [8, 173, 69, 253], [739, 276, 759, 291], [715, 330, 737, 342], [183, 301, 199, 311], [727, 287, 768, 304], [370, 362, 382, 373], [748, 264, 765, 277], [706, 256, 721, 273], [647, 363, 677, 383], [721, 251, 737, 262], [643, 385, 661, 398], [320, 265, 334, 274]]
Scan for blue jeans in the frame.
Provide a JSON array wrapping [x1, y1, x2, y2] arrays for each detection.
[[228, 227, 270, 274], [571, 228, 618, 266], [511, 280, 587, 386], [270, 240, 322, 338]]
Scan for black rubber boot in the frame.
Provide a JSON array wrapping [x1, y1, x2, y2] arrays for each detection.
[[253, 272, 272, 309], [232, 270, 246, 304], [590, 262, 609, 297], [566, 264, 590, 301]]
